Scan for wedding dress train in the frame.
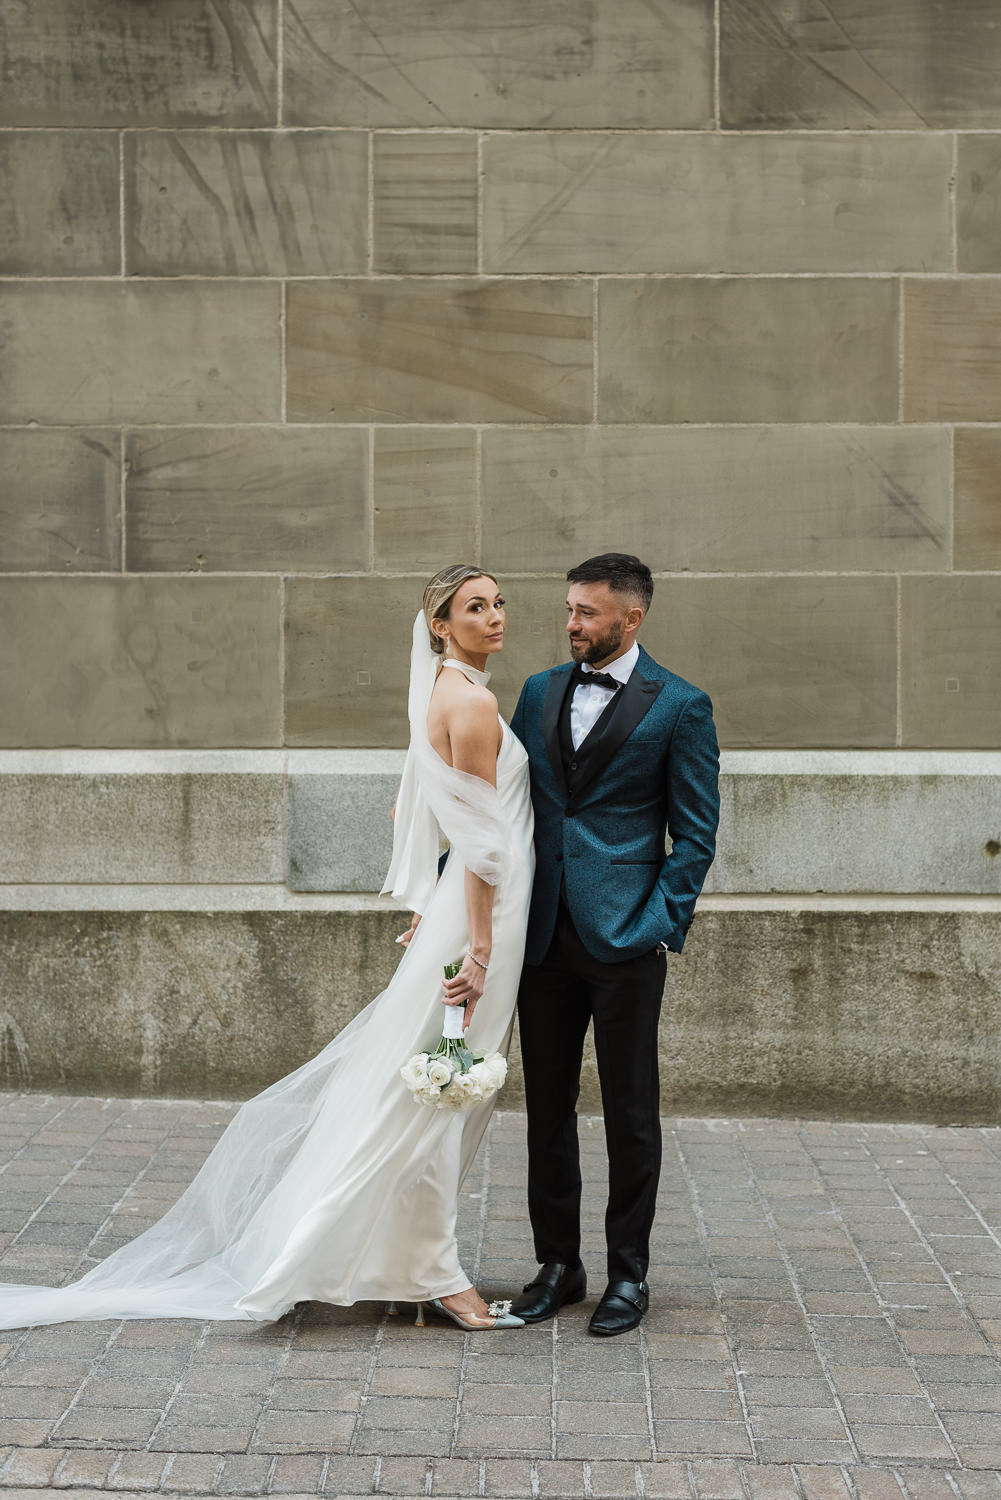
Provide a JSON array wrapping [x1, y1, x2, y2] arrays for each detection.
[[0, 616, 534, 1329]]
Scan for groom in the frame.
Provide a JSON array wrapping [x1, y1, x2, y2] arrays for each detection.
[[509, 553, 720, 1336]]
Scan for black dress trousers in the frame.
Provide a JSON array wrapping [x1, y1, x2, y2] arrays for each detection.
[[517, 900, 667, 1284]]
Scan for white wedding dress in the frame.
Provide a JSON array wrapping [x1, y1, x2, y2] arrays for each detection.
[[0, 616, 534, 1329]]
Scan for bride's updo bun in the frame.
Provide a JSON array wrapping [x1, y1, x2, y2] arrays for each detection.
[[423, 564, 499, 656]]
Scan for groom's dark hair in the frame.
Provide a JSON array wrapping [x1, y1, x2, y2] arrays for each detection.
[[566, 553, 653, 612]]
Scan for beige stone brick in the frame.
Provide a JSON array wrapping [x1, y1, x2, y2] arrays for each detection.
[[284, 0, 713, 129], [125, 130, 367, 276], [904, 279, 1001, 421], [0, 429, 120, 571], [599, 278, 898, 423], [373, 132, 477, 273], [901, 576, 1001, 748], [284, 574, 567, 744], [373, 429, 477, 570], [125, 428, 367, 572], [481, 425, 949, 572], [0, 577, 281, 747], [0, 283, 280, 425], [0, 132, 119, 275], [720, 0, 1001, 129], [484, 132, 951, 273], [0, 0, 276, 127], [958, 135, 1001, 273], [284, 576, 418, 746], [640, 577, 898, 748], [955, 427, 1001, 570], [287, 279, 592, 424]]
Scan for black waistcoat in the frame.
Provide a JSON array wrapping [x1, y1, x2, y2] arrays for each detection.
[[557, 676, 623, 797]]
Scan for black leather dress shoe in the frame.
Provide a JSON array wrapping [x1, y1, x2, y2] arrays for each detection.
[[510, 1261, 587, 1323], [588, 1279, 649, 1336]]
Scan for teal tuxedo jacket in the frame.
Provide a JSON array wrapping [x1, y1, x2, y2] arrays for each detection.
[[510, 645, 720, 965]]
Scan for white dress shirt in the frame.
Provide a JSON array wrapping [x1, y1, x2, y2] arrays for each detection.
[[569, 641, 639, 750]]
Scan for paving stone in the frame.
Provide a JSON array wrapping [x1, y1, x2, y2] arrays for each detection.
[[852, 1425, 954, 1460], [0, 1450, 66, 1487], [152, 1423, 256, 1454], [269, 1455, 325, 1494], [533, 1460, 588, 1495], [427, 1458, 480, 1496], [847, 1470, 906, 1500], [251, 1409, 356, 1452], [106, 1453, 169, 1491], [635, 1461, 693, 1498], [689, 1458, 745, 1499], [216, 1454, 273, 1494], [654, 1422, 752, 1456], [284, 0, 713, 128], [159, 1453, 223, 1492], [740, 1463, 800, 1500], [893, 1470, 959, 1500], [374, 1457, 431, 1494], [51, 1450, 113, 1488], [320, 1456, 377, 1495], [720, 0, 1001, 128], [586, 1459, 642, 1496], [287, 278, 593, 425], [793, 1467, 853, 1500], [126, 131, 366, 276]]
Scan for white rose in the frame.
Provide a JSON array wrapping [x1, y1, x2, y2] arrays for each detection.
[[427, 1058, 453, 1089], [481, 1055, 507, 1090], [400, 1054, 430, 1090]]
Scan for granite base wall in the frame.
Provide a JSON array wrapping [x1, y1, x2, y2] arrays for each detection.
[[3, 902, 998, 1122]]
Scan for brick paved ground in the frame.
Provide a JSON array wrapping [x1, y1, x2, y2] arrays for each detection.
[[1, 1095, 1001, 1497]]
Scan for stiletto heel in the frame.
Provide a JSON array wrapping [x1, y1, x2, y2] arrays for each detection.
[[414, 1302, 426, 1327], [386, 1301, 399, 1316], [426, 1297, 524, 1330]]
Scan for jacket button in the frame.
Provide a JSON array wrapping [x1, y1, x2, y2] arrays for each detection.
[[569, 762, 578, 771]]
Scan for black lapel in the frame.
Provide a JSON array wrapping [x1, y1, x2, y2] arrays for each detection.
[[570, 666, 664, 799], [541, 664, 574, 796]]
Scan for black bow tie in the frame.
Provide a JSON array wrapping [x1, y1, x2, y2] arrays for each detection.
[[572, 664, 621, 691]]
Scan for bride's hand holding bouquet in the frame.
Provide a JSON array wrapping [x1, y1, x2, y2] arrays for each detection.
[[401, 960, 507, 1112]]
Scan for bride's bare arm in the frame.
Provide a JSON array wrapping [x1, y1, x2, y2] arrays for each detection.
[[439, 687, 501, 1029]]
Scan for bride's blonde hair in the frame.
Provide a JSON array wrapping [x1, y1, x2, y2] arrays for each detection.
[[423, 564, 499, 656]]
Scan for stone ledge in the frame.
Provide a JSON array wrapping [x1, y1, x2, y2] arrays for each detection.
[[1, 750, 999, 896]]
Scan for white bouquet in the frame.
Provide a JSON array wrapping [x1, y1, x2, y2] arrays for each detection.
[[401, 962, 508, 1112]]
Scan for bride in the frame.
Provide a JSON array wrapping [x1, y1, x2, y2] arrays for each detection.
[[0, 565, 535, 1334]]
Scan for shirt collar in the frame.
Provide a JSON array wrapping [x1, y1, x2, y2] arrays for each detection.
[[580, 640, 639, 685]]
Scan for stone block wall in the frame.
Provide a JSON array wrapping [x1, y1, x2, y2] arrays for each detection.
[[2, 0, 1001, 751]]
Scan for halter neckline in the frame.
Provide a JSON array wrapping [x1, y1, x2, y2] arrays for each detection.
[[441, 657, 492, 688]]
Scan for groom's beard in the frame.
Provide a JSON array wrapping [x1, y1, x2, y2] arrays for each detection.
[[570, 620, 623, 667]]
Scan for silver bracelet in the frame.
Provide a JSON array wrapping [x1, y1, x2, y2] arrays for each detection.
[[466, 949, 489, 972]]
